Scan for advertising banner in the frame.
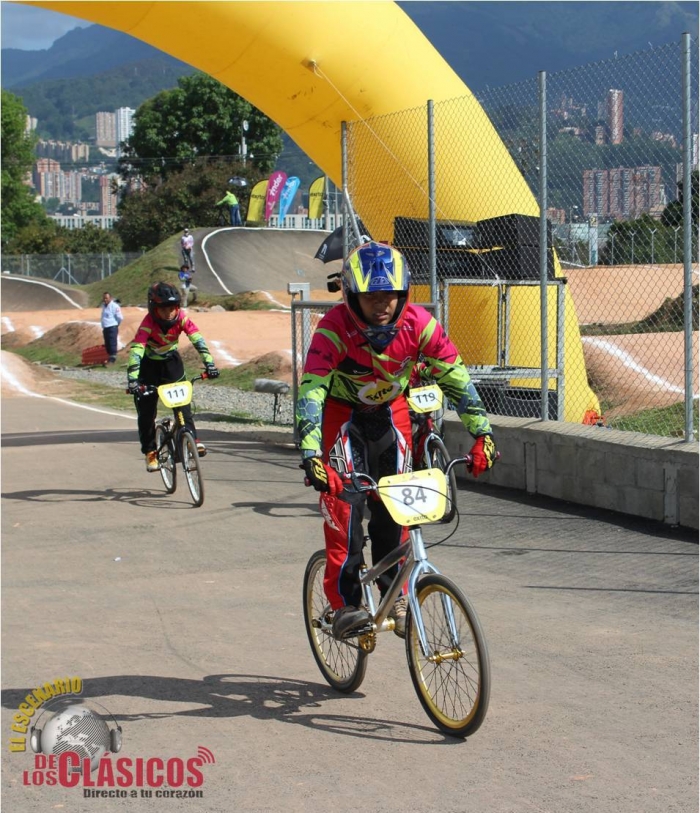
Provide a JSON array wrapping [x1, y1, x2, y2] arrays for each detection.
[[246, 179, 269, 223], [308, 175, 325, 220], [277, 176, 301, 222], [265, 171, 288, 220]]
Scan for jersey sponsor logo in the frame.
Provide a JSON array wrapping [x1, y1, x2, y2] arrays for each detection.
[[358, 380, 401, 405]]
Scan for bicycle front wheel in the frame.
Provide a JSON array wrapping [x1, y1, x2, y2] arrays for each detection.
[[180, 432, 204, 507], [426, 436, 458, 523], [405, 574, 490, 738], [303, 550, 367, 693], [155, 423, 176, 493]]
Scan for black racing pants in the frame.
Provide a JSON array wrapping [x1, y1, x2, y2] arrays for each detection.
[[134, 352, 195, 454]]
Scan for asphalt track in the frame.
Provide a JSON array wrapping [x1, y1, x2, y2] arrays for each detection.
[[194, 227, 342, 296], [1, 394, 697, 813], [1, 275, 88, 311]]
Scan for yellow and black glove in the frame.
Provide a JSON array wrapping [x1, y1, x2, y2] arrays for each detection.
[[301, 456, 343, 495]]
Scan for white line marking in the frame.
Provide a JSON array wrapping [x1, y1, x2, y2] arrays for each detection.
[[2, 317, 15, 332], [210, 340, 242, 366], [200, 229, 234, 295], [0, 367, 137, 418], [30, 326, 44, 339], [5, 277, 83, 308], [582, 336, 699, 397]]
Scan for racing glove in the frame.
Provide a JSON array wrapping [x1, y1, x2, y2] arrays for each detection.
[[127, 379, 141, 395], [301, 456, 344, 496], [204, 363, 220, 379], [470, 434, 497, 478]]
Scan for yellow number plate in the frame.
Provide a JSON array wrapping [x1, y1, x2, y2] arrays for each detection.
[[377, 469, 447, 525], [407, 384, 443, 414], [158, 381, 193, 408]]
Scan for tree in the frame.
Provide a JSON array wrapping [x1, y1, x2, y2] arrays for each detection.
[[119, 73, 283, 184], [1, 90, 46, 245], [63, 222, 122, 254], [115, 161, 264, 250]]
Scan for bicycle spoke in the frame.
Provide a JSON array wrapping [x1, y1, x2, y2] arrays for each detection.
[[406, 575, 490, 737], [303, 551, 367, 693]]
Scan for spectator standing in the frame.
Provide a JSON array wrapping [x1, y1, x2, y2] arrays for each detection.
[[216, 190, 242, 226], [178, 264, 197, 307], [101, 291, 123, 364], [180, 228, 195, 270]]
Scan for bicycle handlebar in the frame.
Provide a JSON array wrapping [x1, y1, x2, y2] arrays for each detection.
[[339, 454, 483, 493], [125, 372, 211, 397]]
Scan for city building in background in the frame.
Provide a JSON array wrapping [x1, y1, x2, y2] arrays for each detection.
[[33, 158, 82, 205], [96, 111, 117, 147], [583, 164, 665, 220], [36, 140, 90, 163], [606, 88, 624, 144], [115, 107, 135, 158], [99, 175, 119, 217]]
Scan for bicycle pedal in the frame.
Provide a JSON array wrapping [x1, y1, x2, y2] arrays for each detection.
[[339, 621, 374, 641]]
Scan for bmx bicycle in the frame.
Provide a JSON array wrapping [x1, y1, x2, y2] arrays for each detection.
[[130, 374, 211, 507], [302, 457, 491, 738], [408, 382, 458, 523]]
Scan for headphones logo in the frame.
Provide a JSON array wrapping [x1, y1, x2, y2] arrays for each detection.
[[30, 698, 122, 772]]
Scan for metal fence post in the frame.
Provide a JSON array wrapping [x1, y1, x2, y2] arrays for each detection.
[[427, 99, 438, 320], [538, 70, 549, 421], [681, 32, 695, 442]]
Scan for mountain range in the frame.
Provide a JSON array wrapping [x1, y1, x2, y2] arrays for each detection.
[[3, 3, 697, 93]]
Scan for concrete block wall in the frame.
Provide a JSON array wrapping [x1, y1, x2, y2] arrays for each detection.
[[442, 414, 699, 530]]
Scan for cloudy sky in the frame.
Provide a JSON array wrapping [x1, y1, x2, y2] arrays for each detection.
[[1, 3, 90, 50]]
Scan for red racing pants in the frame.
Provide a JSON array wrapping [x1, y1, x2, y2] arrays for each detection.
[[319, 397, 412, 610]]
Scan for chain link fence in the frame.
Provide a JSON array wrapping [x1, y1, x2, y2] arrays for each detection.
[[343, 35, 698, 440], [1, 253, 142, 286]]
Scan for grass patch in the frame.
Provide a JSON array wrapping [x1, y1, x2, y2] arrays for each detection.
[[13, 344, 82, 368], [69, 384, 133, 411], [606, 401, 699, 438]]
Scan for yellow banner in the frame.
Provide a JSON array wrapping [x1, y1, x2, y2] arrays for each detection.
[[308, 175, 325, 220], [246, 179, 269, 223]]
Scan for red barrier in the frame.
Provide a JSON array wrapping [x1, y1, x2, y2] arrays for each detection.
[[81, 345, 109, 366]]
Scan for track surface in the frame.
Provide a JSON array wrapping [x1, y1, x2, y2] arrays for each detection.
[[1, 388, 697, 813], [194, 227, 342, 296]]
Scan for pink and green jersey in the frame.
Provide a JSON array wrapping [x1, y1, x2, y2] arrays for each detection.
[[296, 303, 491, 453]]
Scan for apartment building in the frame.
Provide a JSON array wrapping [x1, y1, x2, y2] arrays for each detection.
[[606, 89, 624, 145], [100, 175, 119, 217], [115, 107, 135, 157], [33, 158, 82, 204], [583, 165, 664, 220], [96, 112, 117, 148], [36, 140, 90, 163]]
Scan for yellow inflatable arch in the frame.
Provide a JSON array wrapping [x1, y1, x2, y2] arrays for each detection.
[[27, 0, 598, 420]]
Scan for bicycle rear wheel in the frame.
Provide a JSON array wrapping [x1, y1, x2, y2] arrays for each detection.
[[155, 423, 176, 493], [405, 574, 490, 738], [426, 435, 458, 523], [180, 432, 204, 507], [303, 550, 367, 693]]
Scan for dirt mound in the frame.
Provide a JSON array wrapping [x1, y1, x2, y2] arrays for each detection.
[[1, 329, 38, 349], [0, 350, 89, 400], [30, 320, 102, 354], [234, 351, 293, 384]]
